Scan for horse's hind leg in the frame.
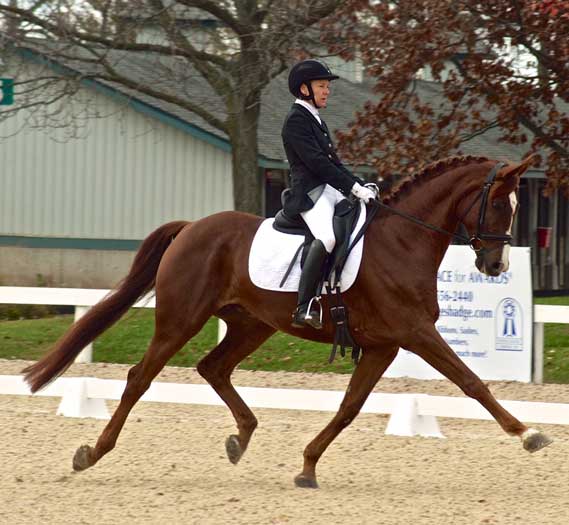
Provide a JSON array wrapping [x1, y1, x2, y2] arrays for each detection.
[[295, 345, 399, 489], [72, 310, 212, 472], [196, 308, 276, 465]]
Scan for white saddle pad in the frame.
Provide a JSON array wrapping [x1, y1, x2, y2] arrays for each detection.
[[248, 203, 366, 293]]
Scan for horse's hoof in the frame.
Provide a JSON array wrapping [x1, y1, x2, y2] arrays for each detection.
[[225, 435, 243, 465], [73, 445, 95, 471], [294, 473, 319, 489], [522, 428, 553, 453]]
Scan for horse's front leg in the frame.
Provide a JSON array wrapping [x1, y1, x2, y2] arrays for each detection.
[[295, 344, 398, 489], [403, 324, 552, 452]]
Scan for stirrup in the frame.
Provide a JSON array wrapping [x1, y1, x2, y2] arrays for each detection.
[[304, 296, 323, 329], [291, 296, 323, 329]]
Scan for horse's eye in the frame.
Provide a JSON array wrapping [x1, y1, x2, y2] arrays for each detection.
[[492, 200, 506, 210]]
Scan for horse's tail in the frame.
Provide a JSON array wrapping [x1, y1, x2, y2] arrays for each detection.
[[23, 220, 190, 393]]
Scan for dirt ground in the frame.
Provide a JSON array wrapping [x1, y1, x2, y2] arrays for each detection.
[[1, 358, 569, 525]]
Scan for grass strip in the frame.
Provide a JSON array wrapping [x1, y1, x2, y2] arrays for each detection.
[[1, 296, 567, 381]]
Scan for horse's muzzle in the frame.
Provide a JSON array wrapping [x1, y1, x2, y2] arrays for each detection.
[[475, 250, 509, 277]]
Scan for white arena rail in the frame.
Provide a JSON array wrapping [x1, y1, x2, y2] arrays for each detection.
[[0, 286, 228, 363], [3, 374, 569, 438], [0, 287, 567, 382], [0, 286, 155, 363]]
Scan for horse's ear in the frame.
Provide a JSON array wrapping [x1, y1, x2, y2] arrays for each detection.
[[497, 154, 536, 181], [493, 155, 535, 196]]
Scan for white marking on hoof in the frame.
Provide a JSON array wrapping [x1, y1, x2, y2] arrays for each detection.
[[521, 428, 553, 453]]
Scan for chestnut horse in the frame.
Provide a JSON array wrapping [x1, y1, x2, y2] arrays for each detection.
[[23, 155, 551, 489]]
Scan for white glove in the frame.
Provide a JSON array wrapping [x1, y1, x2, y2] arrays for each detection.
[[351, 182, 376, 203], [364, 183, 380, 199]]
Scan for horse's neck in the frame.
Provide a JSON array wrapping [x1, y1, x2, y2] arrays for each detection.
[[377, 169, 482, 268], [414, 171, 469, 233]]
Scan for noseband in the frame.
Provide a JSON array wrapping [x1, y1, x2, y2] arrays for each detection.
[[375, 161, 512, 254]]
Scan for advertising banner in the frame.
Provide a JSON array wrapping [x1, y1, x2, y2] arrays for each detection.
[[384, 246, 533, 382]]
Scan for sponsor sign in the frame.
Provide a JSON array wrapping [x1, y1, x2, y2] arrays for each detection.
[[384, 246, 533, 382]]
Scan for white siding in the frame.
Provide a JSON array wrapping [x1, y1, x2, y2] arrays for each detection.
[[0, 74, 233, 240]]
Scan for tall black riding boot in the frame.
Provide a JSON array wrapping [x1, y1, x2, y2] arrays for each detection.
[[291, 239, 328, 329]]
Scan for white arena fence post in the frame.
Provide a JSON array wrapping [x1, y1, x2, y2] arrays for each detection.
[[533, 321, 544, 385], [218, 319, 227, 343], [532, 304, 567, 384], [74, 306, 93, 364]]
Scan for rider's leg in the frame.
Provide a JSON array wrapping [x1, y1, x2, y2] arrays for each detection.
[[292, 186, 343, 329], [292, 239, 328, 329]]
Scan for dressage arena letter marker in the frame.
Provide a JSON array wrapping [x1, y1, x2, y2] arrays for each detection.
[[0, 79, 14, 105], [57, 377, 110, 420], [384, 394, 445, 438]]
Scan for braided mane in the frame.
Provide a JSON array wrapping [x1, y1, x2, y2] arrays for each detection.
[[382, 155, 490, 205]]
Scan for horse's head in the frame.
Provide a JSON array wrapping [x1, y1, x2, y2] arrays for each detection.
[[460, 156, 534, 277]]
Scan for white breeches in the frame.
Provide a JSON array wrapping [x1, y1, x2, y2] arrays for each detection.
[[301, 184, 344, 253]]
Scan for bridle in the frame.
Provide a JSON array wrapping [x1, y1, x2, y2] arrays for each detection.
[[456, 161, 512, 253], [373, 161, 513, 254]]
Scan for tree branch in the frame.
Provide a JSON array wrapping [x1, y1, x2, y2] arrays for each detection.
[[451, 55, 569, 160], [89, 51, 229, 134], [459, 120, 500, 142], [0, 3, 229, 67], [0, 82, 76, 124], [510, 0, 564, 77], [515, 112, 569, 159], [147, 0, 234, 95], [176, 0, 252, 36], [296, 0, 344, 27]]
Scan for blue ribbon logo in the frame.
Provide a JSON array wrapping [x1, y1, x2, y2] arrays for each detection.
[[502, 299, 517, 337]]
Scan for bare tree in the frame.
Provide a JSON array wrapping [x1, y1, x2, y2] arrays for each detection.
[[0, 0, 344, 213]]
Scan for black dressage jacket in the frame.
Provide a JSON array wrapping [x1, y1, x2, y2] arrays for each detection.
[[281, 103, 363, 216]]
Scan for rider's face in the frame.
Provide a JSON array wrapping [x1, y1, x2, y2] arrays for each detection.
[[300, 80, 331, 108]]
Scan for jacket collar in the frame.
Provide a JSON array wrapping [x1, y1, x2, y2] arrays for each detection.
[[292, 103, 329, 133], [294, 99, 321, 122]]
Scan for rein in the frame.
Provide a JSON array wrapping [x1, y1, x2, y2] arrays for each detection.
[[374, 200, 470, 244], [374, 162, 510, 253]]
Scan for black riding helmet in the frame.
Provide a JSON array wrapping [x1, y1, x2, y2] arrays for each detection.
[[288, 60, 339, 108]]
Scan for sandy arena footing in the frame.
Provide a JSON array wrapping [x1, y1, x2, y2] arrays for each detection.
[[1, 359, 568, 525]]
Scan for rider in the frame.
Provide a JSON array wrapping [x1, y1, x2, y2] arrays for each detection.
[[281, 59, 377, 329]]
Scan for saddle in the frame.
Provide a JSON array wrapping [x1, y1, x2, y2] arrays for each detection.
[[272, 189, 368, 364], [273, 189, 362, 282]]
